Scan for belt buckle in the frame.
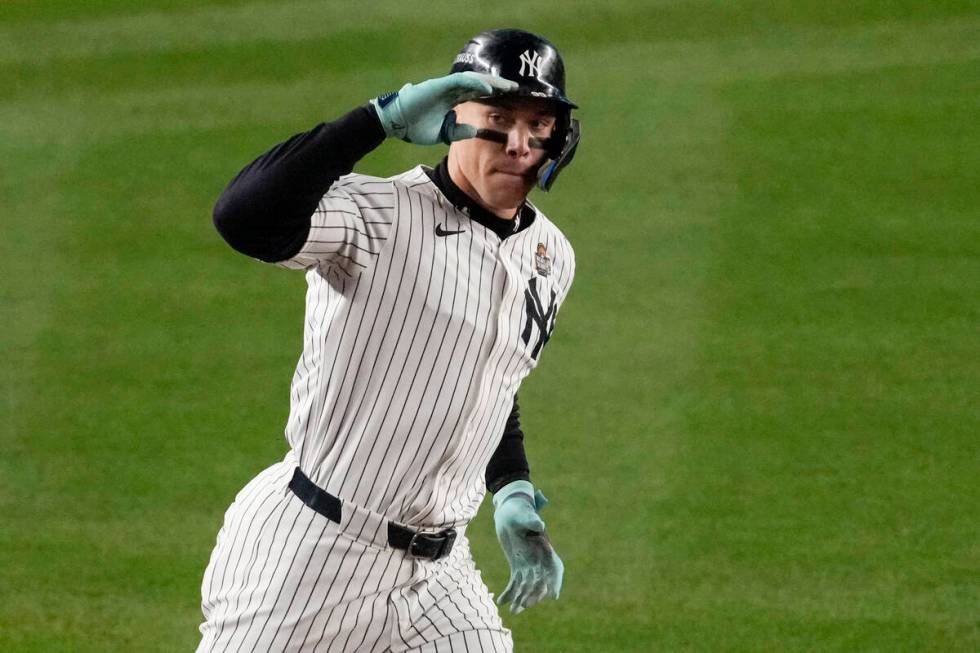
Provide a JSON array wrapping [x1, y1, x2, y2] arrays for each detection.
[[407, 527, 457, 561], [435, 528, 457, 560]]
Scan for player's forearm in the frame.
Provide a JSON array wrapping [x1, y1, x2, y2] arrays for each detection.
[[212, 105, 386, 262], [486, 396, 531, 493]]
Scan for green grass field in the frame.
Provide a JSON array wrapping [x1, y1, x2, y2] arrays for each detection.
[[2, 1, 978, 651]]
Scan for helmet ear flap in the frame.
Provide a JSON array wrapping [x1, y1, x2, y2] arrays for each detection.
[[547, 108, 571, 159], [538, 116, 580, 192]]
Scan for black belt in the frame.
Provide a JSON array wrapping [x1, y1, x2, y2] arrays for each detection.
[[288, 467, 457, 561]]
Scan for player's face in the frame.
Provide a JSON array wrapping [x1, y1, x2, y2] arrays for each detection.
[[448, 98, 557, 219]]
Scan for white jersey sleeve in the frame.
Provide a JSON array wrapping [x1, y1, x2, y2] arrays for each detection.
[[276, 175, 396, 277]]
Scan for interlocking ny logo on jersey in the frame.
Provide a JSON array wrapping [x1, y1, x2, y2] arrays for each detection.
[[522, 277, 557, 360], [518, 50, 543, 78]]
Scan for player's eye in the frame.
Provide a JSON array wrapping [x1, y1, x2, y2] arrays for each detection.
[[530, 119, 553, 135], [488, 112, 513, 128]]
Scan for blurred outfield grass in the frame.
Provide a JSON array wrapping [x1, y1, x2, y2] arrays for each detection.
[[2, 1, 978, 651]]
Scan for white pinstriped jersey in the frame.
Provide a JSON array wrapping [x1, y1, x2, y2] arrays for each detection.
[[275, 165, 575, 530]]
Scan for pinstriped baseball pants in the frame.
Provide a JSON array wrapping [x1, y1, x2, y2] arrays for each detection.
[[196, 452, 512, 652]]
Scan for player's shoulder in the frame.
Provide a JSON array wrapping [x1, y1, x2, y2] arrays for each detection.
[[330, 171, 394, 195], [330, 166, 433, 200], [522, 201, 576, 293], [525, 202, 575, 259]]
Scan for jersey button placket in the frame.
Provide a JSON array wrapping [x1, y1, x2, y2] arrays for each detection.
[[450, 227, 505, 462], [488, 237, 522, 380]]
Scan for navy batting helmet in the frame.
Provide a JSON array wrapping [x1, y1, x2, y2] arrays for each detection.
[[450, 28, 581, 191]]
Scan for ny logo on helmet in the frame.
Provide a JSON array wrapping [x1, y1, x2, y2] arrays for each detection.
[[518, 50, 543, 78]]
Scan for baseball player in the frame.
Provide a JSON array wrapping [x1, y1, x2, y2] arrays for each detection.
[[197, 28, 581, 652]]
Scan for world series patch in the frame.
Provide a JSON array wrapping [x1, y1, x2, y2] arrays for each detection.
[[534, 243, 552, 277]]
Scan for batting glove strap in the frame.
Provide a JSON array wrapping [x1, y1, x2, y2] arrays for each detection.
[[492, 480, 564, 614], [370, 72, 518, 145]]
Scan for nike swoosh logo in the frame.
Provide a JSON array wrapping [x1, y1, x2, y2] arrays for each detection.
[[436, 224, 465, 237]]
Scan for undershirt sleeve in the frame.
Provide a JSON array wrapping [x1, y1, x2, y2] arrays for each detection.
[[212, 105, 386, 263], [486, 395, 531, 494]]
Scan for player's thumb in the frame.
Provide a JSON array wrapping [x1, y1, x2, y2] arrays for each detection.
[[533, 489, 550, 512], [440, 110, 477, 144]]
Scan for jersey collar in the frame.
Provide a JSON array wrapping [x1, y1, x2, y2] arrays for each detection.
[[424, 157, 536, 240]]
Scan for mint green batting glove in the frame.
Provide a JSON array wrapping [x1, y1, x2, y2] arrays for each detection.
[[370, 72, 518, 145], [493, 480, 564, 614]]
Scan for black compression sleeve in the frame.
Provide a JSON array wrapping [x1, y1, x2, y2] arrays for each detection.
[[486, 396, 531, 493], [212, 104, 386, 262]]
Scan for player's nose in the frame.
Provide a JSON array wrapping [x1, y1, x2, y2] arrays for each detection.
[[504, 126, 532, 158]]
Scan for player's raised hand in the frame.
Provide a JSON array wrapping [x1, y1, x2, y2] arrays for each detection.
[[371, 72, 518, 145], [492, 480, 564, 614]]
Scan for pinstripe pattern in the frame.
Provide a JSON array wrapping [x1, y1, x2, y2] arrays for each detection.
[[279, 166, 574, 529], [197, 453, 511, 652], [198, 165, 573, 651]]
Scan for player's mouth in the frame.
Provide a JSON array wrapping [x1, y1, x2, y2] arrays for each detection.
[[494, 169, 533, 182]]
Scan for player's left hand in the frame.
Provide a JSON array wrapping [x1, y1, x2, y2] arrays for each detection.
[[492, 480, 564, 614]]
